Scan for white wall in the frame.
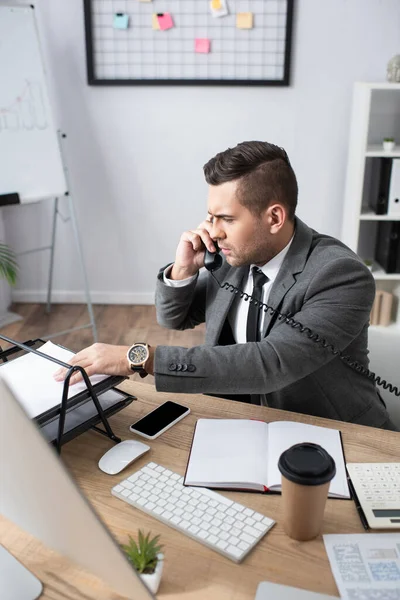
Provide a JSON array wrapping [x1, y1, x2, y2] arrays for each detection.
[[3, 0, 400, 304], [2, 0, 400, 425]]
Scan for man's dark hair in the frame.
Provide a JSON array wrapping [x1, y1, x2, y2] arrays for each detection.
[[203, 141, 298, 220]]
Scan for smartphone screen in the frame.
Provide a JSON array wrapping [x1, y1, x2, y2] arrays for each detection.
[[129, 401, 190, 439]]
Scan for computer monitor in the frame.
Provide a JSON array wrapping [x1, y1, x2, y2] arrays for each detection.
[[0, 376, 154, 600]]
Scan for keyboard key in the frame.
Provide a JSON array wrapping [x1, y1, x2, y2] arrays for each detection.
[[198, 530, 209, 539], [227, 545, 243, 560], [112, 462, 275, 563], [244, 524, 261, 538]]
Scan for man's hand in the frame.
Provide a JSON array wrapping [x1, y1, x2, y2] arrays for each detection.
[[53, 343, 131, 385], [171, 219, 216, 280]]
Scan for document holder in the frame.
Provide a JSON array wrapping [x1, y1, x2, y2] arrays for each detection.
[[0, 335, 136, 453]]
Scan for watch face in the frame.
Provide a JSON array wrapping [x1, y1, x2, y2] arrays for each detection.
[[129, 345, 148, 365]]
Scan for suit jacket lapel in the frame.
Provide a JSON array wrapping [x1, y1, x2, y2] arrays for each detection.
[[262, 218, 313, 336]]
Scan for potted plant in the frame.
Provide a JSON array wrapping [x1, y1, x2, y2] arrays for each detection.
[[363, 258, 373, 272], [382, 137, 395, 151], [122, 530, 164, 594], [0, 242, 20, 327], [0, 242, 18, 285]]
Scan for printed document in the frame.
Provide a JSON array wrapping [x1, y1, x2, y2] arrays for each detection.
[[0, 341, 108, 418], [323, 533, 400, 599]]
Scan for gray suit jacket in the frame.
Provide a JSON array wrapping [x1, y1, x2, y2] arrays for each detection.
[[154, 218, 395, 429]]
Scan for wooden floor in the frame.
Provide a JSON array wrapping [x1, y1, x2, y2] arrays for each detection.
[[0, 303, 206, 385]]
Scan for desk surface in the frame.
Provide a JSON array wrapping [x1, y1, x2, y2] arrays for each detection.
[[1, 381, 399, 600]]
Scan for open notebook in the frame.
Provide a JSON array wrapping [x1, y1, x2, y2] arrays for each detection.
[[184, 419, 350, 499]]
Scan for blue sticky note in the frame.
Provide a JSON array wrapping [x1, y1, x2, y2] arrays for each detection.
[[113, 13, 129, 29]]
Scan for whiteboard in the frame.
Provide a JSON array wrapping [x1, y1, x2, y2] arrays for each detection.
[[0, 5, 67, 203]]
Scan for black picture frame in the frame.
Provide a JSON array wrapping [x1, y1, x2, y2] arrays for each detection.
[[84, 0, 294, 86]]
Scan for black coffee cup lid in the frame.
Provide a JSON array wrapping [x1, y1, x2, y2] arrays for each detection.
[[278, 442, 336, 486]]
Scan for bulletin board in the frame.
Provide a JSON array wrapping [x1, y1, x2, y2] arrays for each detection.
[[84, 0, 294, 86]]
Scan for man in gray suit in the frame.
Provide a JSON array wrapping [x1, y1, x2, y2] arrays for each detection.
[[54, 141, 397, 430]]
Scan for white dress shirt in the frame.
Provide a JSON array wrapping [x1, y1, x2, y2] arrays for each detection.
[[164, 236, 294, 343]]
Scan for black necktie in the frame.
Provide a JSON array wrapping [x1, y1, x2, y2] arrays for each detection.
[[246, 267, 268, 342]]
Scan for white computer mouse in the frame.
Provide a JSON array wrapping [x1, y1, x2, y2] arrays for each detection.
[[98, 440, 150, 475]]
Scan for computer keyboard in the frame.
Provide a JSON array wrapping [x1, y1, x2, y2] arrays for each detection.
[[112, 461, 275, 563]]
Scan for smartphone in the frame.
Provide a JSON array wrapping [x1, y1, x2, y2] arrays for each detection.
[[129, 401, 190, 439]]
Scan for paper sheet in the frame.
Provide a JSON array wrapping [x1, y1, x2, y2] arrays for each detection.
[[209, 0, 228, 18], [236, 12, 253, 29], [195, 38, 211, 54], [152, 13, 160, 30], [0, 341, 108, 419], [113, 13, 129, 29], [323, 533, 400, 599], [157, 13, 173, 31]]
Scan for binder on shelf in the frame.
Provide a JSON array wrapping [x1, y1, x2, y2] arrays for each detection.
[[379, 291, 393, 326], [388, 158, 400, 216], [374, 221, 400, 274], [370, 291, 383, 326], [369, 158, 392, 215], [0, 335, 135, 452], [370, 290, 393, 326]]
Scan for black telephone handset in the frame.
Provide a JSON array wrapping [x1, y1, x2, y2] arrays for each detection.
[[204, 246, 399, 397], [204, 241, 223, 272]]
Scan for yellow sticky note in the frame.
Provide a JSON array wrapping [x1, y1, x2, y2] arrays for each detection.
[[152, 13, 160, 29], [211, 0, 222, 9], [236, 12, 253, 29]]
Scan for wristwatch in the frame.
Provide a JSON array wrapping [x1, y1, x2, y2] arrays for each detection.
[[127, 343, 150, 374]]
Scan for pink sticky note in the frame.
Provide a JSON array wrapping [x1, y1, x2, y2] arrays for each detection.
[[157, 13, 173, 30], [195, 38, 211, 54]]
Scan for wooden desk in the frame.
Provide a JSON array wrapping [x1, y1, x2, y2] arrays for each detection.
[[1, 381, 399, 600]]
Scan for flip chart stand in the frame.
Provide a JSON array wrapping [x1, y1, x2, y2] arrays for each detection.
[[3, 132, 97, 342], [0, 333, 122, 453]]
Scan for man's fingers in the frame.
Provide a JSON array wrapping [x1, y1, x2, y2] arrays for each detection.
[[187, 229, 215, 252], [56, 363, 97, 386], [54, 361, 90, 381], [68, 364, 97, 386], [53, 367, 68, 381], [54, 357, 93, 381], [68, 372, 84, 386]]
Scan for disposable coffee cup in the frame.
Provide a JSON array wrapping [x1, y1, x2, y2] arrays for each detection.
[[278, 442, 336, 541]]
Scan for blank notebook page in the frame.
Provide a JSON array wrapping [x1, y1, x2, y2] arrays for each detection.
[[185, 419, 269, 486], [267, 421, 350, 498]]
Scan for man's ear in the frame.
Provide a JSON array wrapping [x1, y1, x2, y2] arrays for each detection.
[[264, 203, 286, 234]]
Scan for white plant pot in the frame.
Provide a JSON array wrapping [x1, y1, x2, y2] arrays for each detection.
[[139, 553, 164, 594], [383, 140, 395, 152]]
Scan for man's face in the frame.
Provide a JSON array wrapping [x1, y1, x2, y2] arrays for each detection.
[[207, 180, 276, 267]]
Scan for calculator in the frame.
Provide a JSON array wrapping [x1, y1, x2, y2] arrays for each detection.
[[347, 463, 400, 529]]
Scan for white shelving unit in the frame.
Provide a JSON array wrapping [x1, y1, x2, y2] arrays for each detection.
[[341, 82, 400, 329]]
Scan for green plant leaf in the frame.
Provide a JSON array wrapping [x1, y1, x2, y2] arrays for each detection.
[[122, 530, 163, 574], [0, 243, 18, 286]]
